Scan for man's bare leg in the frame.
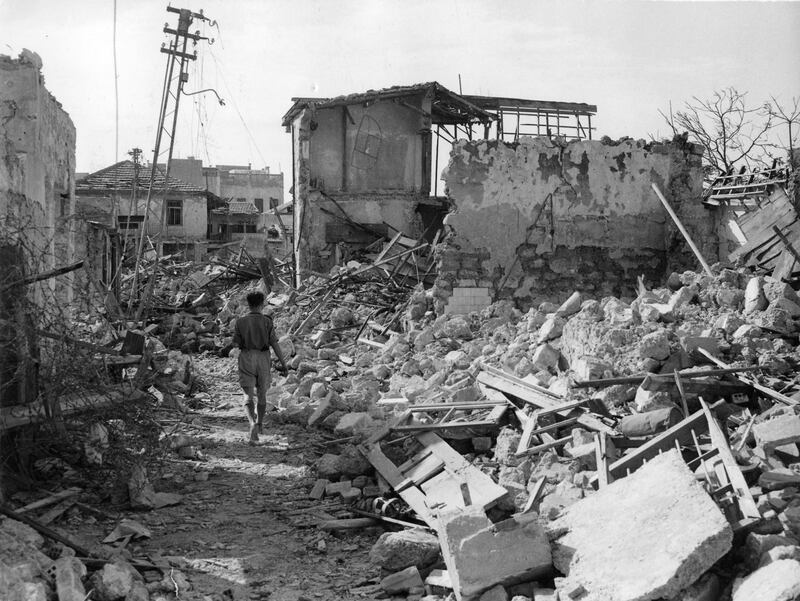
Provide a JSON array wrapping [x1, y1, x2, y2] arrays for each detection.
[[255, 383, 268, 435], [243, 389, 259, 442]]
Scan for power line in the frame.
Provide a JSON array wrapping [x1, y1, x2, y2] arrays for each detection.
[[112, 0, 119, 166], [207, 46, 268, 168]]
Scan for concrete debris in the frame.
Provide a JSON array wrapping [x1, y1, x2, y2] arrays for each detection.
[[753, 412, 800, 451], [369, 528, 441, 571], [439, 506, 551, 600], [548, 450, 732, 601], [89, 559, 142, 601], [379, 565, 424, 594], [731, 559, 800, 601]]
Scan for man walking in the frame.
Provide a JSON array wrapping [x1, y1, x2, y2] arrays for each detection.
[[232, 291, 288, 443]]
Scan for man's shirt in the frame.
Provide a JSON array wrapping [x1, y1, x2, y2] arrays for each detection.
[[233, 311, 278, 352]]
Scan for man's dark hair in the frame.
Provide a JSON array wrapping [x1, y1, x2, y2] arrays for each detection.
[[246, 291, 265, 308]]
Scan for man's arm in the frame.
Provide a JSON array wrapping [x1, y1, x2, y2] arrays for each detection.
[[232, 318, 242, 349], [266, 317, 288, 375]]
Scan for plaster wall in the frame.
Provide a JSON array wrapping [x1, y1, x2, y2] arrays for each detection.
[[439, 136, 714, 307], [306, 94, 428, 193], [299, 191, 421, 273], [76, 192, 207, 240], [0, 51, 76, 300]]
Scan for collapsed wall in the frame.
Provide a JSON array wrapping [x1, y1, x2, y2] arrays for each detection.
[[435, 135, 716, 312]]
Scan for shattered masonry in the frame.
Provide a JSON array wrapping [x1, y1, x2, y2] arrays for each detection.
[[437, 135, 716, 311]]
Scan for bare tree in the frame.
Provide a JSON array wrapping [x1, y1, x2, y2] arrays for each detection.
[[765, 95, 800, 163], [660, 87, 774, 177]]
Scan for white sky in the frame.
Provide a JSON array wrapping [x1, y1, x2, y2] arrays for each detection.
[[1, 0, 799, 189]]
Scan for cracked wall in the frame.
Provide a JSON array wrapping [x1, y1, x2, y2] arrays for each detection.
[[0, 51, 76, 302], [437, 136, 716, 310]]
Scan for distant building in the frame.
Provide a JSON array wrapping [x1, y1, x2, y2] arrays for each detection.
[[282, 81, 595, 276], [75, 160, 211, 260], [170, 158, 289, 258]]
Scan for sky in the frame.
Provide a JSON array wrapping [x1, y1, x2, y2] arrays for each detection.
[[1, 0, 799, 192]]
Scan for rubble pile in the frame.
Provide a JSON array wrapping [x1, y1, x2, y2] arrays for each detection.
[[0, 513, 191, 601], [278, 266, 800, 601]]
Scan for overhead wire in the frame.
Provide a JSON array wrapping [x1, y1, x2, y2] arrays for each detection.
[[207, 45, 268, 168]]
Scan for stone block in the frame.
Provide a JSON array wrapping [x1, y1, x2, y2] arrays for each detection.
[[555, 291, 582, 317], [478, 585, 508, 601], [753, 414, 800, 451], [370, 528, 442, 572], [90, 560, 141, 601], [548, 450, 732, 601], [309, 478, 329, 500], [758, 545, 800, 568], [744, 276, 768, 314], [472, 436, 493, 452], [438, 507, 551, 601], [380, 566, 424, 594], [325, 480, 352, 496], [333, 412, 374, 436], [759, 468, 800, 491], [531, 344, 560, 373], [55, 556, 87, 601], [638, 329, 671, 361], [731, 559, 800, 601]]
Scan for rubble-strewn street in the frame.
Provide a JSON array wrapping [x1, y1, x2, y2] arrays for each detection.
[[3, 3, 800, 601]]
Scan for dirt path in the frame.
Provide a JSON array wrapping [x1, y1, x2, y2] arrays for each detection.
[[72, 356, 379, 601]]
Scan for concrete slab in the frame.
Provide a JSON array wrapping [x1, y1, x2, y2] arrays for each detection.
[[548, 449, 732, 601], [753, 413, 800, 451], [438, 507, 551, 601]]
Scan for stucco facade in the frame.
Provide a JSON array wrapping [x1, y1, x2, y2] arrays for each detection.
[[437, 136, 716, 308]]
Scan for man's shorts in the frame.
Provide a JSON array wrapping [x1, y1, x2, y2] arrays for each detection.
[[238, 350, 271, 390]]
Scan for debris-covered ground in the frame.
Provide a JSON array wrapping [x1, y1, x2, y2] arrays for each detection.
[[3, 257, 800, 601]]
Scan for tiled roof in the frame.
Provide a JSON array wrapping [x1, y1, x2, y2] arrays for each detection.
[[76, 160, 206, 195], [227, 201, 259, 214]]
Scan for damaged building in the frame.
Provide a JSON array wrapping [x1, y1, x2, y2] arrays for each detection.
[[283, 82, 597, 282]]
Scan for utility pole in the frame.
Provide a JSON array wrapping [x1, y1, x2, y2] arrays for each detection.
[[129, 6, 215, 313]]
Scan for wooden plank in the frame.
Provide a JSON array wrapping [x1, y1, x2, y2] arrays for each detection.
[[38, 499, 76, 525], [699, 398, 761, 521], [365, 409, 412, 444], [397, 449, 433, 473], [772, 248, 796, 282], [359, 443, 434, 524], [485, 403, 509, 422], [404, 455, 445, 487], [408, 401, 505, 413], [518, 435, 572, 456], [480, 363, 561, 399], [697, 348, 797, 406], [521, 477, 547, 514], [477, 371, 563, 410], [605, 410, 709, 480], [573, 366, 759, 388], [516, 411, 539, 456], [731, 217, 800, 261], [416, 432, 507, 511], [478, 367, 614, 433], [393, 420, 501, 432], [373, 232, 402, 264], [16, 487, 81, 514], [595, 432, 610, 488], [536, 397, 596, 417]]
